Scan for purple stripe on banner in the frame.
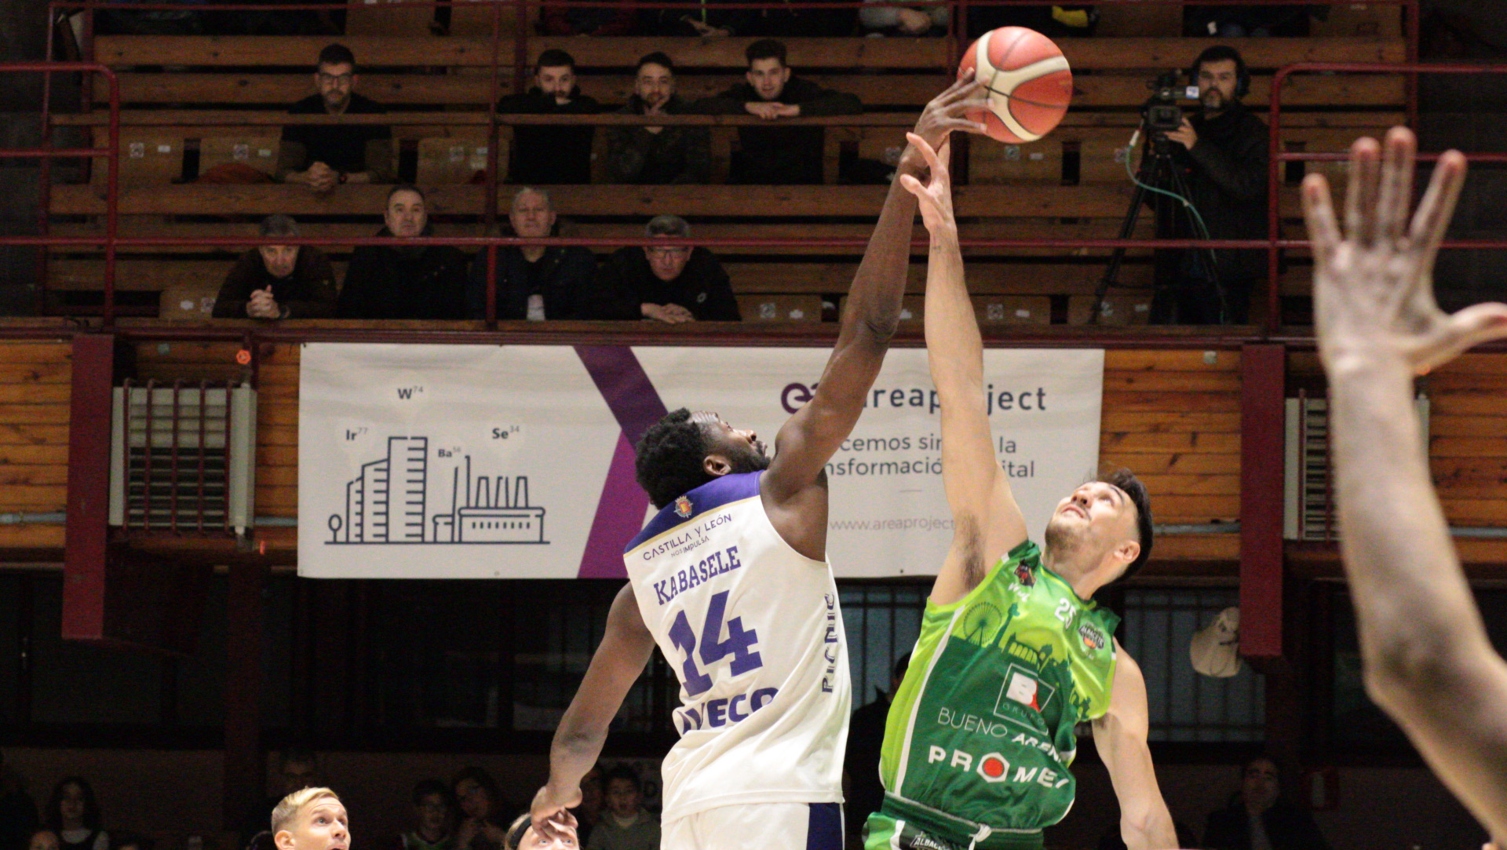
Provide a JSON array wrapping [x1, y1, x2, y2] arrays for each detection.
[[578, 432, 646, 579], [574, 346, 670, 578]]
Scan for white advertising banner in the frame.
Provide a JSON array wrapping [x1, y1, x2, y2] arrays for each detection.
[[297, 344, 1103, 579]]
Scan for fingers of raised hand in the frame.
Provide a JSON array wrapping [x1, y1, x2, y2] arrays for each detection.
[[898, 172, 926, 199], [1301, 172, 1340, 272], [905, 132, 944, 176], [1377, 126, 1417, 242], [1409, 148, 1468, 266], [1345, 136, 1382, 247], [1436, 302, 1507, 363]]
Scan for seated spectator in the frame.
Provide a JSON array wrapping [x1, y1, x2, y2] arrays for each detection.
[[280, 44, 393, 193], [607, 53, 711, 185], [336, 186, 468, 320], [43, 778, 105, 850], [859, 0, 947, 36], [466, 188, 602, 321], [596, 216, 740, 323], [271, 788, 347, 850], [398, 780, 455, 850], [538, 0, 636, 35], [1202, 756, 1331, 850], [452, 768, 507, 850], [26, 831, 59, 850], [497, 51, 600, 185], [213, 215, 338, 320], [693, 39, 862, 185], [1, 752, 38, 850], [641, 0, 752, 37], [586, 767, 658, 850]]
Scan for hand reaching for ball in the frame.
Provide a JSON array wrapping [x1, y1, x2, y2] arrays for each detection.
[[901, 71, 987, 178], [898, 132, 955, 236]]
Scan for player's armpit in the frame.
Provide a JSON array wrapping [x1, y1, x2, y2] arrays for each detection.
[[1093, 646, 1177, 850]]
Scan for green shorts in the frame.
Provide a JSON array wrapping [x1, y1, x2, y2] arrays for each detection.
[[862, 807, 1044, 850]]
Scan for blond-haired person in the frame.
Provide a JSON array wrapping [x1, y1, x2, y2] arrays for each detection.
[[272, 788, 350, 850]]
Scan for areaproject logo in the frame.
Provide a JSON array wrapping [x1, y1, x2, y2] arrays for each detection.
[[781, 381, 816, 415]]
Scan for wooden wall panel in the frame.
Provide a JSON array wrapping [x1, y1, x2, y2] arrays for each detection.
[[0, 344, 73, 527]]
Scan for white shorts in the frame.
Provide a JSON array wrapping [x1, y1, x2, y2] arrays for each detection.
[[662, 802, 843, 850]]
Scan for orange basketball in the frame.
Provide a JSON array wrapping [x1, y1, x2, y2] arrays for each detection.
[[957, 27, 1073, 144]]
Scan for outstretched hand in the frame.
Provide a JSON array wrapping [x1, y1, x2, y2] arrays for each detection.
[[898, 132, 954, 235], [901, 71, 988, 176], [1303, 126, 1507, 375], [529, 784, 581, 842]]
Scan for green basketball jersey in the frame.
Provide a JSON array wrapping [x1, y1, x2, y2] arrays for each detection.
[[877, 540, 1120, 843]]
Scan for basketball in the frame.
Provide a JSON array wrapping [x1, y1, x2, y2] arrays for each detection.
[[958, 26, 1073, 144]]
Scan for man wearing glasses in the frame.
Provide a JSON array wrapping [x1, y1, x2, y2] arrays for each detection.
[[280, 43, 393, 193], [596, 215, 741, 323]]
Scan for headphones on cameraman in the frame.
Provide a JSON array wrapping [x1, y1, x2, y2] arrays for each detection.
[[1188, 46, 1251, 100]]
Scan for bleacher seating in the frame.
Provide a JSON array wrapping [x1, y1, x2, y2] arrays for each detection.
[[43, 6, 1411, 323]]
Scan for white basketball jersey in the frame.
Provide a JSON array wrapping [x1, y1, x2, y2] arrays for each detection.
[[624, 471, 851, 822]]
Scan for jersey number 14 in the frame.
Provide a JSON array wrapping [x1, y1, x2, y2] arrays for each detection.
[[668, 590, 763, 697]]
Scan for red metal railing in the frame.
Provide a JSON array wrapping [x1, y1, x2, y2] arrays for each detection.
[[20, 2, 1486, 338], [1267, 62, 1507, 331]]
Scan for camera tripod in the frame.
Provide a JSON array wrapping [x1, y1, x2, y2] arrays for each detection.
[[1088, 128, 1226, 325]]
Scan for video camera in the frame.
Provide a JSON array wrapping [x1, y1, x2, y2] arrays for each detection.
[[1142, 70, 1185, 134]]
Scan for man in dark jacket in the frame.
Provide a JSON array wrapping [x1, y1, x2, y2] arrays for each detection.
[[1203, 757, 1330, 850], [466, 187, 603, 320], [843, 653, 908, 845], [1158, 44, 1269, 324], [281, 43, 393, 193], [337, 186, 469, 319], [596, 215, 740, 322], [497, 49, 601, 185], [692, 39, 862, 185], [606, 53, 710, 185], [213, 215, 338, 319]]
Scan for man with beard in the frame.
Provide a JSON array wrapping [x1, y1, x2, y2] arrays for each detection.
[[862, 132, 1177, 850], [606, 53, 710, 185], [1155, 45, 1268, 325], [497, 50, 601, 185], [527, 76, 990, 850], [280, 44, 393, 193]]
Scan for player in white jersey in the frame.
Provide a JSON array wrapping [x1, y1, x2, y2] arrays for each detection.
[[528, 76, 990, 850]]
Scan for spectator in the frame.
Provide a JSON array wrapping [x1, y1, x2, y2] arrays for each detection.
[[43, 778, 105, 850], [1202, 757, 1331, 850], [466, 188, 602, 321], [0, 753, 38, 850], [398, 780, 455, 850], [280, 44, 394, 193], [337, 186, 469, 320], [213, 215, 338, 320], [597, 215, 740, 323], [497, 50, 601, 186], [452, 768, 507, 850], [242, 749, 321, 850], [606, 53, 711, 185], [1154, 44, 1268, 325], [693, 39, 862, 185], [538, 0, 636, 36], [569, 766, 604, 845], [26, 832, 58, 850], [585, 767, 658, 850], [843, 653, 907, 845], [859, 0, 947, 36]]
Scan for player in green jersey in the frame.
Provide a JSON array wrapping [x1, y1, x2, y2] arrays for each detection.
[[859, 134, 1179, 850]]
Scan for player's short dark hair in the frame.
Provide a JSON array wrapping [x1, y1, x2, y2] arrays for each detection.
[[536, 49, 576, 73], [317, 43, 356, 70], [603, 766, 642, 793], [637, 52, 675, 74], [411, 778, 452, 809], [1104, 468, 1153, 583], [745, 39, 787, 67], [636, 408, 712, 509]]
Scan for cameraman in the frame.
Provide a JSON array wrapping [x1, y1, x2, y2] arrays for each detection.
[[1157, 45, 1269, 324]]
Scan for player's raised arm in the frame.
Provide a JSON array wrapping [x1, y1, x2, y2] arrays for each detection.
[[1305, 127, 1507, 838], [900, 133, 1028, 605], [763, 76, 986, 521], [530, 583, 657, 838], [1091, 645, 1177, 850]]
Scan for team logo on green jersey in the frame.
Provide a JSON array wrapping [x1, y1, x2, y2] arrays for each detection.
[[1078, 624, 1106, 651]]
